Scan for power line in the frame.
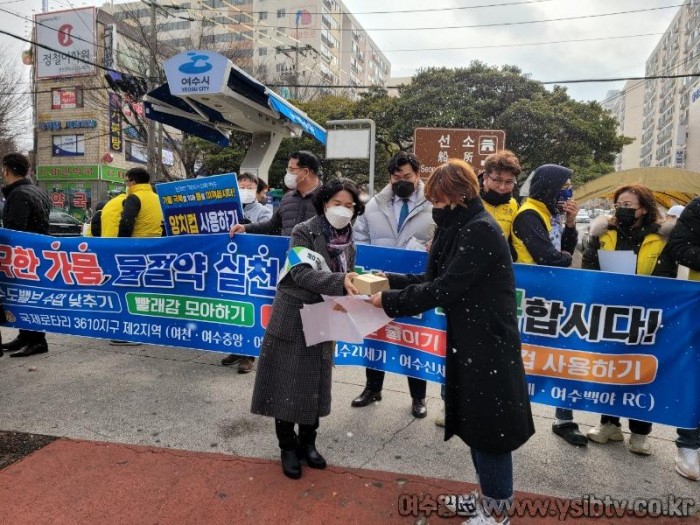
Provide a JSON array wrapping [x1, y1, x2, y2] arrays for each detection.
[[272, 4, 684, 32]]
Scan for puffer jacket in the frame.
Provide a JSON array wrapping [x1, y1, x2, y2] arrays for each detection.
[[353, 182, 434, 249], [1, 178, 50, 234], [245, 185, 320, 237]]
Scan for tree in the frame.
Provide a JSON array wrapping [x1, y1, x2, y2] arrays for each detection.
[[0, 50, 30, 158]]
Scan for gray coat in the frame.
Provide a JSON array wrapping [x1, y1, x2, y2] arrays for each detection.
[[353, 182, 434, 248], [250, 215, 356, 425]]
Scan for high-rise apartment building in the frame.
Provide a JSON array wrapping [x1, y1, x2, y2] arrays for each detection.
[[105, 0, 391, 99], [639, 0, 700, 168], [601, 82, 644, 171]]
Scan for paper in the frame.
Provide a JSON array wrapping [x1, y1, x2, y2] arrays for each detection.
[[299, 295, 393, 345], [598, 250, 636, 275]]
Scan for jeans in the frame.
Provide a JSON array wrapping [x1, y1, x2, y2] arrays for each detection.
[[365, 368, 426, 399], [601, 415, 652, 435], [676, 426, 700, 449], [555, 408, 573, 421], [470, 448, 513, 502]]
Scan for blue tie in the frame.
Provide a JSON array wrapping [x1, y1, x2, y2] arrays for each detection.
[[398, 199, 409, 231]]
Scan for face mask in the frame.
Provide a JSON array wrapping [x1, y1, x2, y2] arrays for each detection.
[[556, 187, 573, 210], [432, 207, 452, 227], [392, 180, 415, 199], [239, 189, 257, 204], [325, 205, 353, 230], [615, 207, 637, 228], [481, 188, 511, 206], [284, 172, 298, 190]]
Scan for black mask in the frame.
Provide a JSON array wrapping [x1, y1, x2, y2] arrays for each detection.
[[392, 180, 415, 199], [615, 207, 637, 228], [481, 188, 511, 206], [432, 207, 452, 227]]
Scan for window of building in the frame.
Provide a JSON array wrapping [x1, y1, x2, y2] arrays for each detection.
[[259, 47, 268, 56], [52, 135, 85, 157], [51, 87, 83, 109], [258, 11, 268, 20], [277, 8, 285, 18]]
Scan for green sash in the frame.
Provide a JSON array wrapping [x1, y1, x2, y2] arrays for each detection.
[[278, 246, 330, 284]]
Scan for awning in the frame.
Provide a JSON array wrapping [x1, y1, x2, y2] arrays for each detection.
[[143, 50, 326, 146]]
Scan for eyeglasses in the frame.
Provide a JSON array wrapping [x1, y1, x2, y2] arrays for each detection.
[[485, 173, 517, 188], [615, 202, 639, 210]]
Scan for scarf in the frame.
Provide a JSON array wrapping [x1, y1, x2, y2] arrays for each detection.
[[322, 218, 353, 273]]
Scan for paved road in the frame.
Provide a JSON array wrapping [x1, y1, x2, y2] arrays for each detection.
[[0, 328, 697, 513]]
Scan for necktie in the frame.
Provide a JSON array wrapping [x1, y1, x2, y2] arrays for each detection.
[[398, 199, 409, 231]]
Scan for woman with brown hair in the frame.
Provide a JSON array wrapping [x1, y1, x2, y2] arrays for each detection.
[[583, 184, 676, 455], [369, 159, 534, 524]]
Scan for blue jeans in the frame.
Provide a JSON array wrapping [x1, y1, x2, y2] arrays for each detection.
[[555, 408, 573, 421], [470, 448, 513, 502], [676, 426, 700, 449]]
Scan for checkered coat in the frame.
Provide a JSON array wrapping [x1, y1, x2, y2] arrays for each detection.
[[251, 215, 356, 425]]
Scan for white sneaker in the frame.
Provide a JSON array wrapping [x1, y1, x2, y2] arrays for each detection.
[[675, 447, 700, 480], [628, 433, 652, 455], [586, 422, 624, 443], [461, 506, 510, 525], [435, 404, 445, 427], [441, 491, 478, 516]]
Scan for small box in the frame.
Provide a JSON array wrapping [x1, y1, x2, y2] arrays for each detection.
[[352, 273, 389, 295]]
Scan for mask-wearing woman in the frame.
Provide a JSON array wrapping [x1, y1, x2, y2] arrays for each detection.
[[369, 159, 534, 525], [250, 178, 364, 480], [582, 184, 677, 455]]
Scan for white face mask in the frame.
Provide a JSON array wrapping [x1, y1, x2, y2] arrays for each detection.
[[284, 172, 298, 190], [325, 205, 353, 229], [239, 189, 257, 204]]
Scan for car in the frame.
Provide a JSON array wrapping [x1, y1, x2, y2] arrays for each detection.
[[575, 210, 591, 223], [49, 210, 83, 236]]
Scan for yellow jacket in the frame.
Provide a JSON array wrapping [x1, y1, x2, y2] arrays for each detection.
[[482, 197, 519, 240], [126, 183, 163, 238], [511, 198, 551, 265], [100, 194, 127, 238]]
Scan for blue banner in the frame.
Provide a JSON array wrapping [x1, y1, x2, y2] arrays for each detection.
[[0, 229, 698, 428], [155, 173, 243, 236]]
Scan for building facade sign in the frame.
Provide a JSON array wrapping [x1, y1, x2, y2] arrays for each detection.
[[37, 165, 99, 181], [38, 119, 97, 131], [109, 92, 123, 152], [413, 128, 507, 175], [35, 7, 96, 79]]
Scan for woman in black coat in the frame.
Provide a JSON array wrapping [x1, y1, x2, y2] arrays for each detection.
[[370, 159, 534, 523]]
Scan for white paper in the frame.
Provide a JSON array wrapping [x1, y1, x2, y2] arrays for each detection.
[[598, 250, 636, 275], [300, 295, 393, 345]]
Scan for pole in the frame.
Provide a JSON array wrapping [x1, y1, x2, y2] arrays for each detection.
[[147, 1, 157, 179], [294, 20, 299, 99]]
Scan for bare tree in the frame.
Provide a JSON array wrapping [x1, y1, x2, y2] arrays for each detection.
[[0, 50, 31, 158]]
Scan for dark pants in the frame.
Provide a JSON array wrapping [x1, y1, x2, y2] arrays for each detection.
[[470, 448, 513, 502], [555, 408, 573, 421], [601, 415, 652, 435], [18, 329, 46, 345], [275, 418, 319, 451], [365, 368, 426, 399], [676, 426, 700, 449]]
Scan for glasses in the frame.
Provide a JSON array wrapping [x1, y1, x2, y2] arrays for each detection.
[[486, 173, 517, 188], [615, 202, 639, 210]]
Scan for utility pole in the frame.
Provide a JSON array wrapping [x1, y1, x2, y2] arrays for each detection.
[[147, 0, 158, 180], [275, 44, 315, 99]]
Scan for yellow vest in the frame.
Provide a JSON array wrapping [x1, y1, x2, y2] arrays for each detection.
[[690, 269, 700, 281], [598, 229, 666, 276], [482, 197, 519, 240], [100, 194, 127, 238], [511, 198, 552, 265], [128, 183, 164, 238]]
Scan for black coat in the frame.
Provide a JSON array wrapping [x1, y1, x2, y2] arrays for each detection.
[[667, 196, 700, 272], [382, 198, 534, 453], [1, 178, 50, 234]]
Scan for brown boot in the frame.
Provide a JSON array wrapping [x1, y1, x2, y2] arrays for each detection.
[[238, 357, 255, 374]]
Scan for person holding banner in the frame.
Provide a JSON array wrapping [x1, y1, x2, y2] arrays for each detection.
[[221, 173, 273, 373], [250, 178, 364, 480], [511, 164, 587, 447], [351, 151, 434, 419], [370, 159, 534, 524], [667, 195, 700, 480], [581, 184, 677, 455]]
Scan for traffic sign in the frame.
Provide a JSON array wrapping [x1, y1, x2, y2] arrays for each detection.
[[413, 127, 506, 175]]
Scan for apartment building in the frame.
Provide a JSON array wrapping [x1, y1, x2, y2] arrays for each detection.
[[639, 0, 700, 169], [601, 81, 644, 171], [105, 0, 391, 98]]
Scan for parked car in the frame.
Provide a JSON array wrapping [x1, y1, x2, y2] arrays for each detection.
[[575, 209, 591, 223], [49, 210, 83, 236]]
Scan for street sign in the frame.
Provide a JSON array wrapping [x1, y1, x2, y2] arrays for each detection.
[[413, 127, 506, 176]]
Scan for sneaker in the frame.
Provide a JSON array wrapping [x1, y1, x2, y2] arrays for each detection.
[[586, 422, 624, 444], [435, 403, 445, 427], [461, 505, 510, 525], [628, 433, 652, 455], [237, 357, 254, 374], [440, 491, 478, 517], [221, 354, 242, 366], [675, 447, 700, 480]]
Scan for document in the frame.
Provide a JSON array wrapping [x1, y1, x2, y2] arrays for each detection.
[[300, 295, 393, 345], [598, 250, 636, 275]]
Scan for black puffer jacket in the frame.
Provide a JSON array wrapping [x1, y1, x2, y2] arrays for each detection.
[[667, 196, 700, 272], [2, 178, 50, 234], [245, 185, 320, 237]]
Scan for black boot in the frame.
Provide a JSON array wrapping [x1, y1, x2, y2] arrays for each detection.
[[1, 336, 28, 352], [275, 419, 301, 479], [298, 419, 326, 470]]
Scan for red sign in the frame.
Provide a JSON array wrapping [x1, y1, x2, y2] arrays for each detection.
[[413, 127, 506, 175]]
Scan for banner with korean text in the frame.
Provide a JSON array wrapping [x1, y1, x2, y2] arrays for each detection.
[[0, 230, 698, 427]]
